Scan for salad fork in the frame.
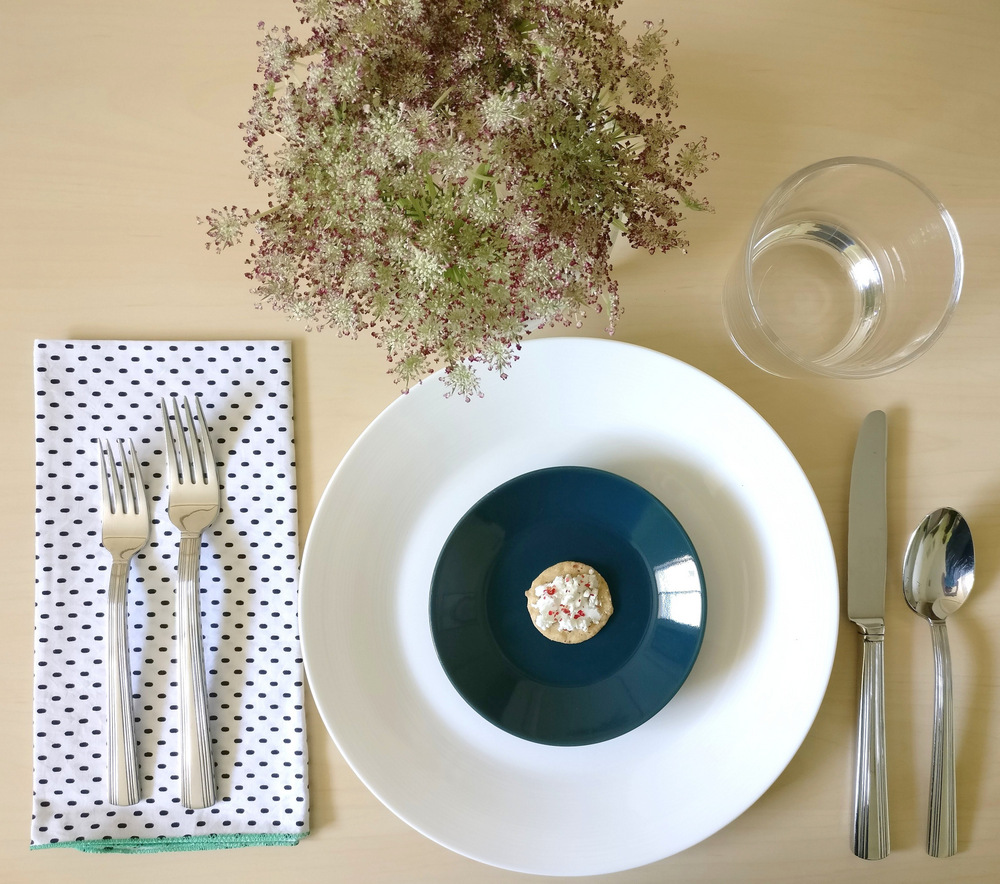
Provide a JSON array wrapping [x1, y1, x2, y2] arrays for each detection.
[[161, 395, 220, 809], [98, 438, 148, 807]]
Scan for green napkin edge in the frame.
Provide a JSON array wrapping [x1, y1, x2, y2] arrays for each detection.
[[30, 832, 306, 853]]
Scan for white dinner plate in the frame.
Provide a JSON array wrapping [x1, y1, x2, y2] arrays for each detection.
[[300, 337, 838, 876]]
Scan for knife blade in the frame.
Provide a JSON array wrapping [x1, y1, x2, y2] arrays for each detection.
[[848, 409, 889, 860]]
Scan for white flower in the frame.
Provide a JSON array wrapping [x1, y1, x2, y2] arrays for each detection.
[[481, 93, 518, 130], [408, 245, 446, 291]]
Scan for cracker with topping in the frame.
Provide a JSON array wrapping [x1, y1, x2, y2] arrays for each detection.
[[525, 561, 613, 644]]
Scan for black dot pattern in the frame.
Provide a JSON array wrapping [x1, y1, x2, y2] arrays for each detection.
[[31, 340, 309, 850]]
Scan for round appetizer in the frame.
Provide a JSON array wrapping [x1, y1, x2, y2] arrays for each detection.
[[525, 561, 613, 644]]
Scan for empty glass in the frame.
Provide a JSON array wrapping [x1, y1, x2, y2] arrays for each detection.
[[723, 157, 963, 378]]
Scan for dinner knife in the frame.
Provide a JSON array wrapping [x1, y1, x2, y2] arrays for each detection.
[[848, 409, 889, 860]]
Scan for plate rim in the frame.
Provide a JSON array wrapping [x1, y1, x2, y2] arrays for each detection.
[[300, 336, 838, 875]]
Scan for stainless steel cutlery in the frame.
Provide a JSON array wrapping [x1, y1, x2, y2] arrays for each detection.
[[903, 508, 976, 857], [95, 396, 221, 810], [161, 395, 221, 810], [848, 410, 890, 860], [98, 438, 149, 807], [848, 411, 974, 858]]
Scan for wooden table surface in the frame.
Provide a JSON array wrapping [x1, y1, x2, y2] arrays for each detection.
[[3, 1, 998, 881]]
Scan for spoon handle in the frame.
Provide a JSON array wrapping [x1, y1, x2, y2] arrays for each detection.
[[928, 619, 957, 857], [853, 629, 890, 859]]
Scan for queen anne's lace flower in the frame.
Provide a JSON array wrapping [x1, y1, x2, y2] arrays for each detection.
[[205, 0, 714, 398]]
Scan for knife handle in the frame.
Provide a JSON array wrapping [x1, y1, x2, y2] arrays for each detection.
[[854, 628, 890, 859]]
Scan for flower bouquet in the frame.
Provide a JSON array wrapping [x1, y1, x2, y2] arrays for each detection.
[[205, 0, 713, 397]]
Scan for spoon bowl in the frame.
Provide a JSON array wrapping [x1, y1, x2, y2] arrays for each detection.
[[902, 507, 974, 621], [902, 507, 975, 858]]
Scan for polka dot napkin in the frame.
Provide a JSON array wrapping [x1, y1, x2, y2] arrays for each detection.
[[31, 340, 309, 852]]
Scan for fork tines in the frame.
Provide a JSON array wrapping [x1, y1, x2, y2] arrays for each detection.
[[99, 438, 146, 519], [161, 395, 217, 487]]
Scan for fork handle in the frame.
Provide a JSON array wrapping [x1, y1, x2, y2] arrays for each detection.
[[108, 561, 141, 806], [178, 533, 217, 809]]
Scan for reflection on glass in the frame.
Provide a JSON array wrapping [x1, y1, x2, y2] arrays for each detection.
[[655, 555, 703, 627]]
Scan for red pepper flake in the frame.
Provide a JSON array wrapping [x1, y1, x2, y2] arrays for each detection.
[[545, 586, 556, 595]]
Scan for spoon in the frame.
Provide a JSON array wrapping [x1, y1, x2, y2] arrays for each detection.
[[901, 507, 975, 857]]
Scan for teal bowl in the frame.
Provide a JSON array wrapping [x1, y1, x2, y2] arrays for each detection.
[[430, 466, 706, 746]]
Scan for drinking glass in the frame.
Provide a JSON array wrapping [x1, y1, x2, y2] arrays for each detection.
[[723, 157, 963, 378]]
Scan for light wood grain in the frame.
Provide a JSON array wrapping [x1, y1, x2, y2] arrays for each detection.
[[2, 2, 999, 881]]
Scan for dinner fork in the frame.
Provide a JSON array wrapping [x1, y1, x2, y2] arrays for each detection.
[[161, 395, 220, 809], [98, 438, 148, 807]]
